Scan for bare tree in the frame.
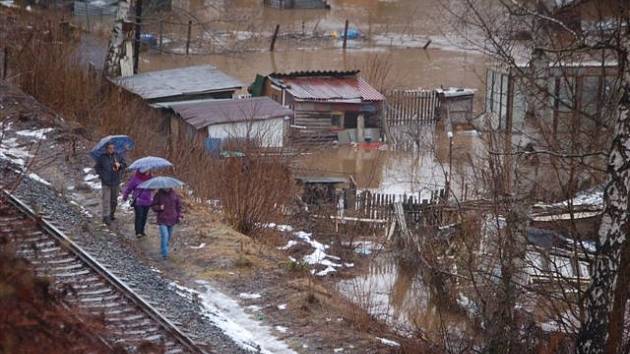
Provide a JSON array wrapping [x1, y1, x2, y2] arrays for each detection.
[[576, 31, 630, 354], [404, 0, 630, 352]]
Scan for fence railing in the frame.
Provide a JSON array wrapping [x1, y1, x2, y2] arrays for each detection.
[[385, 89, 441, 126], [351, 190, 446, 226]]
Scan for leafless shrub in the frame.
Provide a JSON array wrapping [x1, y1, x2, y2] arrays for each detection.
[[216, 155, 294, 237]]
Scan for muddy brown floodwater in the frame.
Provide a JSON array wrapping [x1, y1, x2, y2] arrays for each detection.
[[139, 0, 489, 91], [295, 126, 485, 200], [141, 47, 487, 93]]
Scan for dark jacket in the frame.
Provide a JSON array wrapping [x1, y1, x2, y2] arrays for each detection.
[[122, 172, 153, 207], [95, 153, 126, 186], [151, 190, 182, 226]]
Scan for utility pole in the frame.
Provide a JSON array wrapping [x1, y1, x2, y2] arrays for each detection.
[[132, 0, 143, 74]]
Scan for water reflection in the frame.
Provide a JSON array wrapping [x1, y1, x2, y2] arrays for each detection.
[[337, 250, 473, 341]]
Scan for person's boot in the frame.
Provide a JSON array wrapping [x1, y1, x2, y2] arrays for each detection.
[[102, 217, 111, 225]]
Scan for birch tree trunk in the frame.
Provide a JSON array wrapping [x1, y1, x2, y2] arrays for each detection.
[[576, 40, 630, 353], [103, 0, 131, 78]]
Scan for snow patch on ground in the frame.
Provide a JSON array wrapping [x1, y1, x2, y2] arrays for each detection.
[[274, 325, 288, 333], [277, 304, 287, 310], [264, 223, 294, 232], [0, 137, 32, 167], [246, 305, 262, 312], [536, 185, 604, 208], [315, 266, 337, 276], [189, 243, 206, 249], [294, 231, 344, 276], [377, 337, 400, 347], [0, 135, 53, 187], [16, 128, 54, 139], [239, 292, 262, 300], [269, 223, 353, 276], [83, 173, 102, 190], [191, 280, 296, 354], [28, 173, 51, 186]]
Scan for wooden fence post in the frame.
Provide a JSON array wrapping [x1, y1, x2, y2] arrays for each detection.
[[2, 47, 8, 80], [270, 24, 280, 52], [342, 19, 349, 49], [185, 20, 192, 56], [159, 20, 163, 52]]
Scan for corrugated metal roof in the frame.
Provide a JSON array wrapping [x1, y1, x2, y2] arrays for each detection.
[[112, 65, 242, 101], [270, 74, 384, 102], [162, 97, 294, 130]]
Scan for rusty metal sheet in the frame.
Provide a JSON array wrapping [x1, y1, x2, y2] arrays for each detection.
[[275, 75, 384, 102]]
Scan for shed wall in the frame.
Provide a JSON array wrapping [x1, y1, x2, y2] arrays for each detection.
[[206, 118, 286, 147]]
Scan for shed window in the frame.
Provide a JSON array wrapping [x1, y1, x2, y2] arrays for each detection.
[[343, 112, 357, 128], [331, 114, 342, 127]]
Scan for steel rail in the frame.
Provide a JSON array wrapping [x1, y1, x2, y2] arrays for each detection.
[[1, 189, 207, 354]]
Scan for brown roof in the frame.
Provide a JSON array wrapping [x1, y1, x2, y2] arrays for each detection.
[[163, 97, 294, 130], [268, 71, 384, 103]]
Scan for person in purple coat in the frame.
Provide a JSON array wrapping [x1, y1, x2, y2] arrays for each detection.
[[122, 170, 153, 238], [151, 188, 182, 259]]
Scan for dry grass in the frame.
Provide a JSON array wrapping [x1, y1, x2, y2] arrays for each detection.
[[3, 7, 298, 239]]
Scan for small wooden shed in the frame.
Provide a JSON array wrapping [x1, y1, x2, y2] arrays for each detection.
[[254, 71, 385, 145]]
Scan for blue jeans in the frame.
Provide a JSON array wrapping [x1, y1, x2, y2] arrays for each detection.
[[159, 224, 174, 258]]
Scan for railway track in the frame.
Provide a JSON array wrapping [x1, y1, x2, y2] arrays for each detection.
[[0, 190, 206, 354]]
